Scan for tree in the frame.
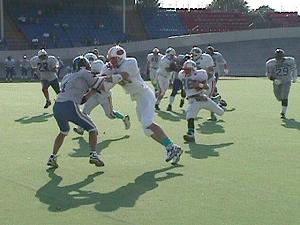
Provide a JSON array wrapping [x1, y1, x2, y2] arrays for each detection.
[[210, 0, 250, 13], [135, 0, 160, 8], [249, 5, 275, 28]]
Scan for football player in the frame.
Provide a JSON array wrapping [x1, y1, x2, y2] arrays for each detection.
[[266, 48, 297, 119], [191, 46, 220, 121], [166, 53, 190, 111], [73, 54, 130, 135], [155, 47, 179, 110], [47, 56, 122, 168], [30, 49, 60, 109], [146, 47, 163, 92], [101, 45, 183, 164], [178, 60, 224, 142], [206, 45, 228, 109]]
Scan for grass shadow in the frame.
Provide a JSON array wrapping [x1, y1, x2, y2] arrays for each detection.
[[281, 118, 300, 130], [35, 169, 104, 212], [15, 112, 53, 124], [185, 142, 234, 159], [36, 166, 182, 212], [69, 135, 130, 157], [197, 120, 225, 134]]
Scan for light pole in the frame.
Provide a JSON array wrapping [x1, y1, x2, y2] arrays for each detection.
[[0, 0, 4, 41], [123, 0, 126, 34]]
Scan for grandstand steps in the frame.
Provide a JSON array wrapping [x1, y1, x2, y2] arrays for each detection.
[[4, 13, 29, 50], [125, 9, 147, 41]]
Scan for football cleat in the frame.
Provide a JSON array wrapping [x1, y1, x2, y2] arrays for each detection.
[[89, 152, 105, 167], [280, 113, 286, 119], [165, 144, 183, 163], [123, 115, 131, 130], [219, 99, 227, 108], [183, 133, 195, 142], [179, 99, 185, 108], [73, 127, 84, 135], [44, 100, 52, 109], [47, 155, 58, 168], [166, 104, 172, 111], [155, 104, 160, 111]]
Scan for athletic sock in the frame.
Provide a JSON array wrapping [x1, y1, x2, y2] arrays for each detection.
[[112, 110, 125, 120], [162, 137, 173, 149]]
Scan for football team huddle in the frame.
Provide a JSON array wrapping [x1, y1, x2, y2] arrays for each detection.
[[29, 44, 297, 169]]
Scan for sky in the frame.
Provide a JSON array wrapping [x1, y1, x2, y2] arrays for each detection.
[[159, 0, 300, 14]]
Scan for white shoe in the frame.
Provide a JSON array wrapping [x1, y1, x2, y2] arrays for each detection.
[[165, 144, 183, 164], [123, 115, 131, 130], [89, 152, 105, 167]]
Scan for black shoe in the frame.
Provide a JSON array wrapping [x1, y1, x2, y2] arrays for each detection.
[[155, 104, 160, 111], [179, 99, 185, 108], [220, 99, 227, 108], [280, 113, 286, 119], [166, 104, 172, 111], [183, 133, 195, 142], [44, 100, 51, 109]]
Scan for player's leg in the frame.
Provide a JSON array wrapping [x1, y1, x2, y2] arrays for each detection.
[[155, 76, 169, 110], [101, 94, 131, 129], [73, 94, 100, 135], [202, 98, 224, 119], [207, 78, 218, 120], [70, 102, 104, 167], [48, 101, 70, 168], [49, 78, 61, 94], [167, 78, 181, 111], [180, 84, 186, 108], [137, 89, 183, 164], [280, 82, 291, 119], [183, 98, 201, 142], [41, 80, 52, 109], [150, 69, 158, 92]]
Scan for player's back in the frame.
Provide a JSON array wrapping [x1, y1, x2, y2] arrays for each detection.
[[56, 69, 98, 104]]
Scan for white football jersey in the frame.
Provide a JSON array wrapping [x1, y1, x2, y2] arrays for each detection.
[[266, 57, 297, 82], [147, 53, 163, 69], [178, 69, 208, 97], [30, 55, 59, 81], [194, 53, 214, 70], [157, 55, 175, 78], [101, 58, 149, 99]]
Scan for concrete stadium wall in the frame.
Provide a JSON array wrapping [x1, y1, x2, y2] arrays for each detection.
[[1, 27, 300, 78]]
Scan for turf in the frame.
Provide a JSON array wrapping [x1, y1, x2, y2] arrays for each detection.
[[0, 78, 299, 225]]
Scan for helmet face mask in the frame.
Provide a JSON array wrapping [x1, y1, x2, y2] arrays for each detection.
[[275, 49, 285, 62], [191, 47, 202, 60], [107, 46, 126, 68], [38, 49, 48, 61], [84, 53, 97, 63], [72, 56, 91, 72], [165, 47, 176, 59]]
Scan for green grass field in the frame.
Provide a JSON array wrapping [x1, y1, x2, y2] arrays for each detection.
[[0, 78, 299, 225]]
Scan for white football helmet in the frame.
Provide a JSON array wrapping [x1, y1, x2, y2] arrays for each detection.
[[107, 45, 126, 68], [152, 47, 160, 54], [165, 47, 176, 59], [190, 47, 202, 60], [182, 60, 196, 76], [38, 49, 48, 61], [84, 52, 98, 63], [91, 60, 104, 74]]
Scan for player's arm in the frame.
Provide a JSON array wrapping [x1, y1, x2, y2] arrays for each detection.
[[266, 63, 275, 80], [146, 57, 150, 75], [290, 59, 297, 83], [193, 80, 209, 90]]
